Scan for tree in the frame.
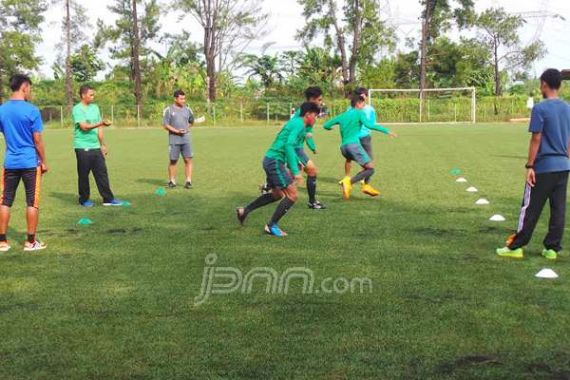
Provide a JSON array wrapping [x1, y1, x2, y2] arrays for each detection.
[[178, 0, 268, 103], [96, 0, 161, 109], [297, 0, 394, 91], [475, 7, 546, 97], [241, 53, 283, 92], [0, 0, 47, 103], [70, 44, 104, 82]]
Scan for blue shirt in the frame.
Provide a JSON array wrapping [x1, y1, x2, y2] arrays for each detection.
[[0, 100, 43, 169], [359, 105, 377, 138], [529, 99, 570, 174]]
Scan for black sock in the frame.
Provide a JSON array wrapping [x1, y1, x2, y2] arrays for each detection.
[[351, 168, 375, 184], [269, 197, 295, 225], [245, 193, 277, 214], [27, 234, 35, 243], [0, 234, 6, 242], [307, 176, 317, 203]]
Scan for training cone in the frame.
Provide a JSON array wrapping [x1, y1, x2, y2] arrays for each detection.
[[456, 177, 468, 183], [155, 188, 166, 196], [475, 198, 490, 205], [489, 214, 506, 222], [535, 268, 558, 279], [450, 168, 462, 176], [77, 218, 93, 226], [466, 186, 478, 193], [121, 201, 132, 207]]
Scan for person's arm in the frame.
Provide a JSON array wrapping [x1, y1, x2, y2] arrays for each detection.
[[359, 113, 397, 137], [162, 107, 183, 135], [285, 124, 303, 177], [187, 108, 195, 130], [323, 114, 342, 130], [526, 106, 544, 186], [30, 109, 48, 173], [98, 127, 108, 156], [78, 120, 109, 131], [305, 127, 317, 153]]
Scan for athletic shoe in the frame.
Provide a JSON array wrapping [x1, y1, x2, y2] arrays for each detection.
[[167, 181, 177, 188], [308, 201, 326, 209], [184, 181, 192, 189], [259, 183, 271, 194], [103, 199, 124, 207], [264, 223, 287, 237], [80, 200, 94, 208], [339, 176, 352, 200], [496, 246, 524, 259], [236, 207, 247, 226], [24, 240, 47, 252], [361, 184, 380, 197], [542, 249, 558, 260], [0, 241, 11, 252]]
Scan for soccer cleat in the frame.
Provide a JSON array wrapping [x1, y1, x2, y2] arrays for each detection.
[[264, 223, 287, 237], [339, 176, 352, 200], [24, 240, 47, 252], [259, 183, 271, 194], [167, 181, 177, 188], [361, 184, 380, 197], [184, 181, 193, 189], [308, 201, 326, 210], [80, 200, 94, 208], [103, 199, 124, 207], [542, 249, 558, 260], [496, 246, 524, 259], [0, 241, 11, 252], [236, 207, 247, 226]]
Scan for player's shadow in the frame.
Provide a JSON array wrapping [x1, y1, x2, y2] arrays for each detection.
[[317, 176, 342, 185], [491, 154, 527, 160], [136, 178, 166, 186], [50, 191, 77, 204]]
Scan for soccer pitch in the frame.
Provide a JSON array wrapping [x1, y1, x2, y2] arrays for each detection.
[[1, 124, 569, 379]]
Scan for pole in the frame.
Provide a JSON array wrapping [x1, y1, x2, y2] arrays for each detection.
[[472, 88, 477, 124], [240, 102, 244, 123], [266, 103, 270, 126], [111, 105, 115, 125], [213, 103, 216, 127], [60, 106, 64, 128], [137, 104, 141, 127], [454, 103, 457, 123], [419, 91, 423, 123]]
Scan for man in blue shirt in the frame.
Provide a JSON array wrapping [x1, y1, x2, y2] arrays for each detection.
[[0, 74, 48, 252], [497, 69, 570, 260]]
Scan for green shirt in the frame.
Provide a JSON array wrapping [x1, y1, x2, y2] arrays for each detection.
[[265, 117, 307, 176], [72, 103, 102, 149], [293, 108, 317, 152], [323, 108, 390, 146]]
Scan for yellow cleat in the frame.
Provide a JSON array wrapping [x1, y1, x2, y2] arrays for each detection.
[[361, 183, 380, 197], [339, 176, 352, 200]]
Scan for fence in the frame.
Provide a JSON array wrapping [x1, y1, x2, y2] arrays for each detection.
[[39, 96, 535, 128]]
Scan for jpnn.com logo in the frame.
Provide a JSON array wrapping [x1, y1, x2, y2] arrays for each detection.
[[194, 254, 373, 306]]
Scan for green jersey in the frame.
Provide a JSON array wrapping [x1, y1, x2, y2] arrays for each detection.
[[72, 103, 102, 149], [293, 107, 317, 152], [265, 117, 307, 176], [323, 108, 390, 146]]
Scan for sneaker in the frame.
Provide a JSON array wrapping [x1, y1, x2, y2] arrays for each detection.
[[236, 207, 247, 226], [259, 183, 271, 194], [23, 240, 47, 252], [80, 200, 94, 207], [264, 223, 287, 237], [361, 184, 381, 197], [103, 199, 124, 207], [496, 246, 524, 259], [308, 201, 326, 209], [339, 176, 352, 200], [0, 241, 11, 252], [184, 181, 193, 189], [167, 181, 177, 188], [542, 249, 558, 260]]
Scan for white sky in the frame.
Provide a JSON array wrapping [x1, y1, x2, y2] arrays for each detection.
[[37, 0, 570, 79]]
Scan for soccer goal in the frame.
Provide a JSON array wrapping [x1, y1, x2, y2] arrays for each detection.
[[368, 87, 477, 124]]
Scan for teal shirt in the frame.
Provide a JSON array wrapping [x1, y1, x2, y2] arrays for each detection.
[[265, 117, 307, 176], [323, 108, 390, 146], [293, 107, 317, 152], [359, 105, 377, 138], [72, 103, 102, 149]]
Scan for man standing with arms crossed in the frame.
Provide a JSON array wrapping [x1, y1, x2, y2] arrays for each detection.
[[497, 69, 570, 260], [0, 74, 48, 251], [163, 90, 195, 189]]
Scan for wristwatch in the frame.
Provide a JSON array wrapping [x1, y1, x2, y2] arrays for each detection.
[[525, 163, 534, 169]]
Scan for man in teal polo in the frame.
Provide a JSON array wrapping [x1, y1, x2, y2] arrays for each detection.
[[72, 85, 122, 207]]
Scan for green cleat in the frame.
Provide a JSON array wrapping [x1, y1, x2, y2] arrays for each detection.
[[496, 246, 524, 259], [542, 249, 558, 260]]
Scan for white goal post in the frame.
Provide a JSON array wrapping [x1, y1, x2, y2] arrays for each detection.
[[368, 87, 477, 124]]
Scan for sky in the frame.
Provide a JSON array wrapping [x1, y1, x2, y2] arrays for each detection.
[[37, 0, 570, 79]]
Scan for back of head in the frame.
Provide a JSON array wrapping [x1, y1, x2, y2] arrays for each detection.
[[354, 87, 368, 97], [351, 93, 366, 108], [299, 102, 320, 116], [9, 74, 32, 93], [79, 85, 93, 99], [304, 87, 322, 101], [540, 69, 562, 91]]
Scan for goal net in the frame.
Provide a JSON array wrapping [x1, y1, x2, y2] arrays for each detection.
[[368, 87, 477, 124]]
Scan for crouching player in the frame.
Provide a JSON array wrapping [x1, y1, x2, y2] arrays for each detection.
[[236, 102, 321, 237], [324, 93, 397, 200]]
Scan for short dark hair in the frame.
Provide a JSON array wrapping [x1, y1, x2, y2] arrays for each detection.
[[351, 93, 366, 108], [174, 90, 185, 98], [299, 102, 320, 117], [9, 74, 32, 92], [540, 69, 562, 90], [354, 87, 368, 96], [79, 85, 94, 97], [304, 86, 322, 101]]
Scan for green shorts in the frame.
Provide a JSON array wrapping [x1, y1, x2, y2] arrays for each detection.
[[263, 156, 293, 189], [340, 143, 371, 166]]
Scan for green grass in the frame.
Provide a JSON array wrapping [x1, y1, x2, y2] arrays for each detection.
[[0, 123, 569, 379]]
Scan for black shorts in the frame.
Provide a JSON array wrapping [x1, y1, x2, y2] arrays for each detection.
[[263, 157, 293, 189], [340, 143, 371, 166], [359, 135, 373, 160], [1, 167, 42, 208]]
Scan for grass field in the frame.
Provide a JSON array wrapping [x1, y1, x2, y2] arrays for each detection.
[[0, 123, 569, 379]]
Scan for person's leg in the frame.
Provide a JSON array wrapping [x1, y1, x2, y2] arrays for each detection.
[[0, 169, 21, 248], [184, 157, 193, 184], [269, 185, 297, 226], [344, 160, 352, 177], [92, 150, 115, 203], [76, 150, 92, 203], [360, 136, 374, 183], [508, 173, 553, 249], [22, 168, 42, 244], [168, 145, 180, 184], [543, 171, 568, 252], [351, 162, 375, 184], [305, 160, 319, 205]]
